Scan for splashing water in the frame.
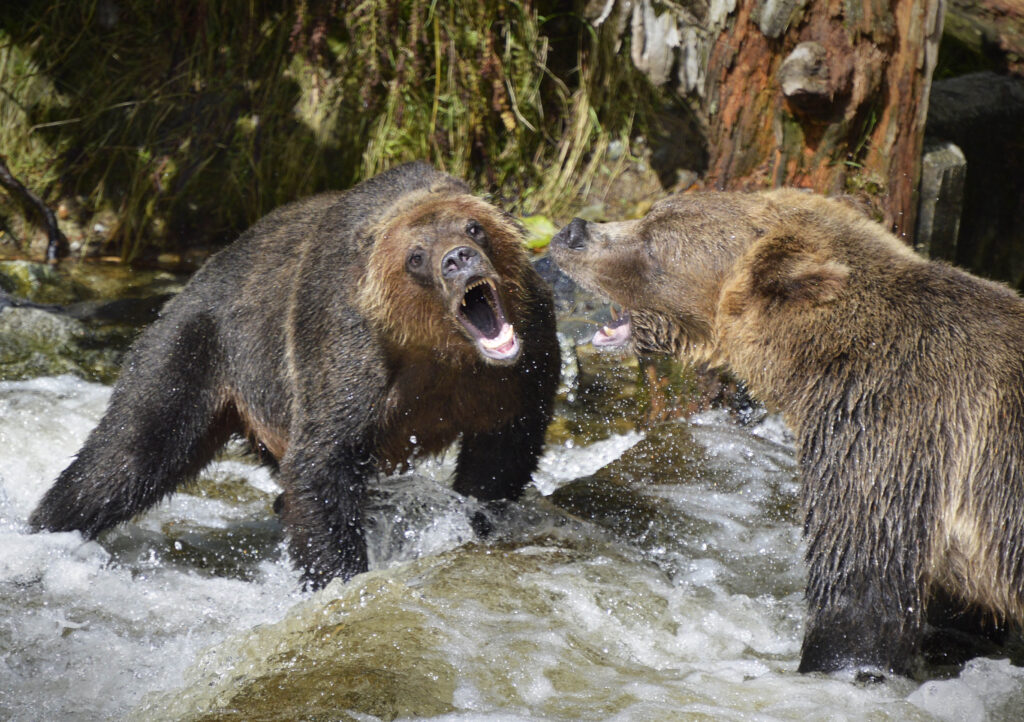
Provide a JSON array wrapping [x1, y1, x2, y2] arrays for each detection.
[[2, 374, 1024, 721]]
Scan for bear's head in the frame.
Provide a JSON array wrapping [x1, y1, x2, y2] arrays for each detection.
[[550, 190, 852, 365], [359, 191, 531, 366]]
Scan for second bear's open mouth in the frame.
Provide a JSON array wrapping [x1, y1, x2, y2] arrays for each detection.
[[457, 277, 521, 363], [593, 304, 632, 348]]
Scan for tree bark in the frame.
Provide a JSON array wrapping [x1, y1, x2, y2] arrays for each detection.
[[703, 0, 946, 241]]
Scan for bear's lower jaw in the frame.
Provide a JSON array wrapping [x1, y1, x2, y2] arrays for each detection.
[[475, 322, 521, 364], [593, 307, 632, 348]]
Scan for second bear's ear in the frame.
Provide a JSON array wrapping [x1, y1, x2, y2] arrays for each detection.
[[749, 231, 849, 304]]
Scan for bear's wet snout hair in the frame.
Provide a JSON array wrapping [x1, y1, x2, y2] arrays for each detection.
[[554, 217, 588, 250]]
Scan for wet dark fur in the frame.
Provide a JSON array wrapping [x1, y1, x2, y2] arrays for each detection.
[[30, 162, 560, 590], [552, 188, 1024, 677]]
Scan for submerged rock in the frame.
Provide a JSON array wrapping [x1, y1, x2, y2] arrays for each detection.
[[0, 259, 183, 382], [133, 537, 683, 722], [0, 306, 129, 382], [139, 567, 460, 720], [0, 260, 86, 305]]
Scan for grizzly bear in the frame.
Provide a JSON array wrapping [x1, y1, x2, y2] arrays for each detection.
[[30, 162, 560, 590], [551, 188, 1024, 676]]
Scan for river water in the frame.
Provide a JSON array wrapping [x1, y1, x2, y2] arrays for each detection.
[[2, 345, 1024, 719]]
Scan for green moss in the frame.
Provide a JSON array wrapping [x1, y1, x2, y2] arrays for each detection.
[[0, 260, 74, 303], [844, 170, 886, 198], [934, 11, 1006, 80]]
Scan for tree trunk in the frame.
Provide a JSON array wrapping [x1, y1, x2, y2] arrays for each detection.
[[703, 0, 946, 241]]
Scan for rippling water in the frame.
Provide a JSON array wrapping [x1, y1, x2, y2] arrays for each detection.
[[2, 370, 1024, 721]]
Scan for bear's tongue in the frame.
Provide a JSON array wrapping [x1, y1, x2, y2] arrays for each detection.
[[479, 322, 519, 360], [593, 308, 631, 348]]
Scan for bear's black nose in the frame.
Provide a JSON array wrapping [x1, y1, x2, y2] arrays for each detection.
[[554, 217, 588, 250], [441, 245, 480, 278]]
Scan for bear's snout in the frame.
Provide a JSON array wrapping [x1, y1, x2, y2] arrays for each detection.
[[553, 217, 588, 250], [441, 245, 482, 279]]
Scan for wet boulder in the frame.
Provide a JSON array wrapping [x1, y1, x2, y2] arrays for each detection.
[[0, 305, 125, 382]]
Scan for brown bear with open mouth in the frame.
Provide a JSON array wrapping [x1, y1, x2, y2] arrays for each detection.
[[551, 188, 1024, 677], [30, 162, 560, 590]]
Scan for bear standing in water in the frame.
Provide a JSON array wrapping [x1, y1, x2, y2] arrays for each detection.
[[31, 162, 560, 590], [551, 189, 1024, 677]]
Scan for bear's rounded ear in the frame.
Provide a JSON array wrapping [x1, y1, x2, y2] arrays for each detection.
[[749, 231, 849, 304]]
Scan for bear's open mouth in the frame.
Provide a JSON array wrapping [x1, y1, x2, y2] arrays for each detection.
[[593, 304, 632, 348], [457, 277, 521, 363]]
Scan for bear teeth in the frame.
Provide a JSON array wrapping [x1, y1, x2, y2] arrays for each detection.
[[462, 279, 497, 311]]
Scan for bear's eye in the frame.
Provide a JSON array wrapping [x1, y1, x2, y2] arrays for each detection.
[[465, 220, 488, 246], [406, 249, 426, 272]]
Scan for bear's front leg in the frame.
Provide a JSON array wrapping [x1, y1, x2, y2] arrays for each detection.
[[277, 442, 372, 590], [798, 570, 923, 676], [454, 412, 547, 503], [454, 407, 550, 537], [280, 303, 390, 590], [453, 307, 558, 531], [799, 481, 928, 676], [797, 410, 935, 677]]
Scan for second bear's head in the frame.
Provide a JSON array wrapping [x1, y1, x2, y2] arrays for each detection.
[[550, 190, 854, 363], [359, 189, 532, 367]]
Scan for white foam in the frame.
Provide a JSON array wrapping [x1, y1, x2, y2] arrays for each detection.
[[532, 430, 643, 495], [908, 658, 1024, 721], [0, 375, 110, 519]]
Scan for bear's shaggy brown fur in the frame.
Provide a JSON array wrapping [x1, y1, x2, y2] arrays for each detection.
[[551, 188, 1024, 676], [30, 162, 560, 590]]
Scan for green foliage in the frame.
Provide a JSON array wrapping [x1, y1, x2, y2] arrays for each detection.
[[520, 214, 558, 249], [0, 0, 662, 260]]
